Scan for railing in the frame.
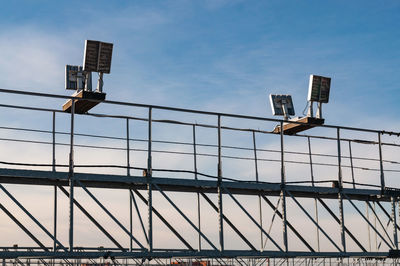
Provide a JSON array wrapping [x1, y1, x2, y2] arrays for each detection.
[[1, 87, 400, 261], [0, 88, 399, 190]]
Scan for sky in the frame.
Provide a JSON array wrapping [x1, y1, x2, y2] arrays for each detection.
[[0, 0, 399, 129], [1, 0, 400, 256]]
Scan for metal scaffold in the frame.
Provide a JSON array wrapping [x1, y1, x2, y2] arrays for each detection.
[[0, 88, 400, 265]]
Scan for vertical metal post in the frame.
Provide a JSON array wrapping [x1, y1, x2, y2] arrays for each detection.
[[217, 115, 224, 252], [366, 202, 372, 251], [52, 112, 57, 255], [374, 202, 378, 251], [252, 131, 263, 251], [348, 141, 356, 188], [52, 112, 56, 171], [337, 128, 346, 253], [307, 137, 320, 252], [307, 137, 315, 186], [147, 108, 153, 253], [68, 100, 75, 252], [378, 133, 385, 192], [280, 121, 288, 253], [193, 125, 201, 251], [399, 199, 400, 251], [126, 118, 132, 252], [392, 197, 398, 249]]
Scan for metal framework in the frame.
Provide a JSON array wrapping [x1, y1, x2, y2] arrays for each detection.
[[0, 88, 400, 265]]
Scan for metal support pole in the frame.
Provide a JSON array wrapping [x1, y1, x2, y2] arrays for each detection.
[[217, 115, 224, 252], [348, 141, 355, 188], [52, 111, 57, 253], [392, 197, 398, 249], [378, 133, 385, 192], [307, 137, 315, 186], [252, 131, 263, 251], [337, 128, 346, 253], [126, 118, 133, 252], [399, 199, 400, 251], [147, 107, 153, 253], [193, 125, 201, 251], [68, 100, 75, 252], [130, 190, 149, 244], [280, 121, 288, 253], [366, 202, 372, 251], [374, 202, 378, 251], [307, 136, 320, 252]]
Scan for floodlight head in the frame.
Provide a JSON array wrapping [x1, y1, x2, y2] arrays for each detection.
[[65, 65, 83, 90], [65, 65, 93, 91], [306, 75, 331, 119], [83, 40, 113, 74], [269, 94, 295, 120], [307, 75, 331, 103]]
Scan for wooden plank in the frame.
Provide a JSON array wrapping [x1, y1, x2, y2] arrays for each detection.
[[273, 117, 325, 135], [62, 90, 106, 114]]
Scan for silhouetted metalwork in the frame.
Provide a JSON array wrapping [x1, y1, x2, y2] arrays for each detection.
[[0, 88, 400, 265]]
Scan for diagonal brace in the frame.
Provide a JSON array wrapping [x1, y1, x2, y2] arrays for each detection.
[[58, 186, 125, 251], [0, 204, 48, 251], [200, 192, 257, 251], [224, 187, 283, 252], [154, 184, 218, 251], [76, 180, 145, 249], [0, 184, 67, 251], [317, 198, 367, 252], [130, 189, 149, 244], [376, 201, 400, 232], [262, 195, 315, 252], [343, 194, 392, 249], [286, 190, 342, 252], [365, 201, 394, 247], [133, 189, 195, 251]]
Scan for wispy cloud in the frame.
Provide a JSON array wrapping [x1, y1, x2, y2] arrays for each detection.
[[0, 26, 80, 91]]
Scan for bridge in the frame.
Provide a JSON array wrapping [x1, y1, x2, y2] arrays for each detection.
[[0, 88, 400, 265]]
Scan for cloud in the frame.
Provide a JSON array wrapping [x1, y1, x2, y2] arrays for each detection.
[[0, 26, 80, 92]]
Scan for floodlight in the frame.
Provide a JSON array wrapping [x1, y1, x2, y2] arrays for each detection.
[[307, 75, 331, 119], [62, 40, 112, 114], [65, 65, 83, 90], [83, 40, 113, 74], [269, 94, 295, 120], [65, 65, 92, 91], [308, 75, 331, 103], [83, 40, 113, 93]]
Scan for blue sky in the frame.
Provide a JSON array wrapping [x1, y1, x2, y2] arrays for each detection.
[[0, 0, 399, 131]]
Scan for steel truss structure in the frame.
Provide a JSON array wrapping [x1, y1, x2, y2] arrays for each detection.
[[1, 88, 400, 265]]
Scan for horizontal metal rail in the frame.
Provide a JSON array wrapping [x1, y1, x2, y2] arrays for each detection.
[[0, 168, 397, 201], [1, 124, 399, 163], [0, 87, 399, 135], [0, 250, 393, 259]]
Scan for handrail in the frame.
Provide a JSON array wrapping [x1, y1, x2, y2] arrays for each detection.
[[1, 87, 399, 135]]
